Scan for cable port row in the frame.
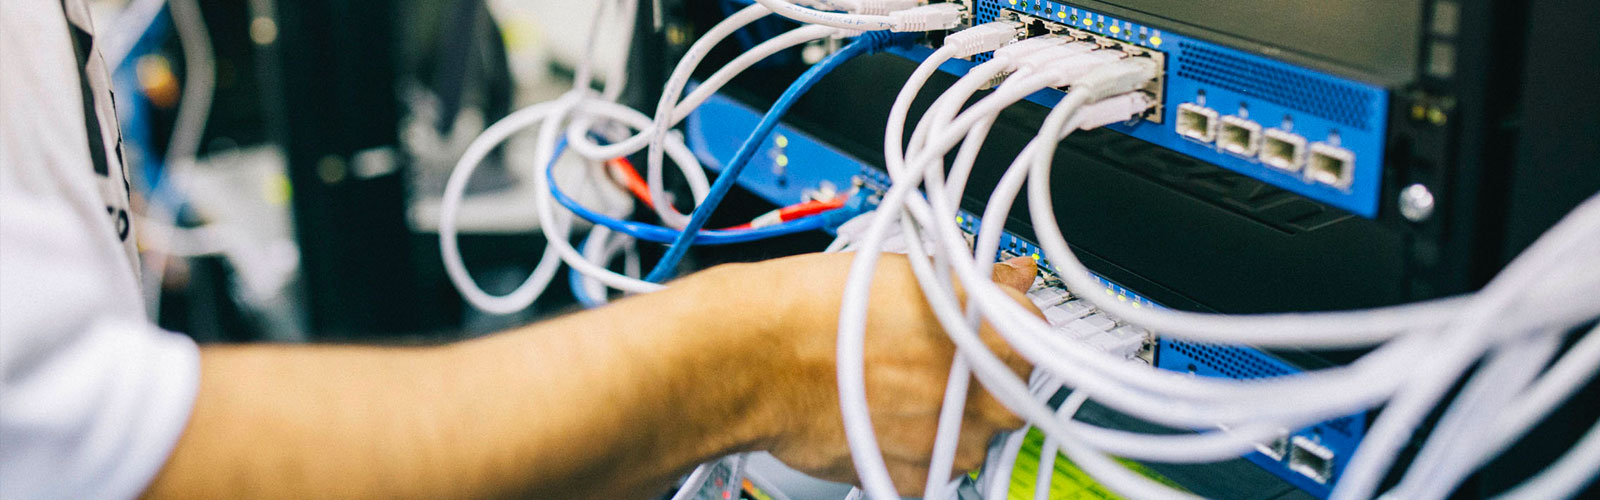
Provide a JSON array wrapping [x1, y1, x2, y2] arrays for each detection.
[[1000, 9, 1165, 123], [1176, 103, 1355, 190]]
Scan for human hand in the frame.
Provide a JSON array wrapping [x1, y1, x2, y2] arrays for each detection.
[[718, 252, 1039, 493]]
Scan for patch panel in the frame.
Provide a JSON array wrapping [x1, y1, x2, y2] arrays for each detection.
[[898, 1, 1391, 218], [685, 85, 1367, 499]]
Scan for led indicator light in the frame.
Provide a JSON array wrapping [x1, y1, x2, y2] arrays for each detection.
[[775, 155, 789, 167], [1110, 25, 1121, 34], [1150, 36, 1163, 46], [774, 135, 789, 148]]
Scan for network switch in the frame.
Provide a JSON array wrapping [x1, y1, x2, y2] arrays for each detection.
[[909, 1, 1392, 218], [690, 79, 1371, 500]]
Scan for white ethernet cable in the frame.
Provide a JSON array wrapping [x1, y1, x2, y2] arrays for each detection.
[[911, 43, 1137, 500], [918, 55, 1319, 460], [852, 21, 1026, 500], [440, 101, 576, 313], [640, 21, 843, 226], [577, 220, 643, 306], [1035, 390, 1090, 500], [894, 205, 1205, 500], [985, 429, 1030, 500], [607, 2, 771, 227], [871, 22, 1022, 499], [907, 129, 1295, 500], [437, 1, 1600, 497], [857, 40, 1580, 500], [791, 0, 921, 16], [563, 1, 966, 229], [751, 0, 964, 32], [1492, 398, 1600, 500], [933, 53, 1600, 500], [1387, 332, 1564, 500], [928, 90, 1452, 442], [839, 53, 1165, 500], [937, 47, 1120, 204], [441, 0, 677, 311]]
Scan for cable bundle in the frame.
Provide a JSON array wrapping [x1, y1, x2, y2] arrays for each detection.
[[440, 2, 1600, 499], [837, 19, 1600, 500], [442, 1, 958, 495]]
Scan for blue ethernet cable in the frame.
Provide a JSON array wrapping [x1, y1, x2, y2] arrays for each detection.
[[643, 30, 916, 282], [546, 140, 833, 245]]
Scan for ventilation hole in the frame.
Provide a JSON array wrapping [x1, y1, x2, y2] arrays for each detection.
[[1176, 41, 1375, 130], [1166, 340, 1356, 438]]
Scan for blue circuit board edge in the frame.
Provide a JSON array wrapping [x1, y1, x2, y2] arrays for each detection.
[[685, 87, 1364, 499]]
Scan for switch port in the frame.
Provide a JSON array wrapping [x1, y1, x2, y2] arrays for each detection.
[[1218, 116, 1261, 157], [1307, 142, 1356, 189], [1255, 429, 1291, 462], [1260, 129, 1307, 172], [1176, 103, 1218, 143], [1289, 436, 1335, 484]]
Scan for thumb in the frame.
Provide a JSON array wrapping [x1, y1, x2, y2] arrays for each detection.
[[991, 256, 1037, 293]]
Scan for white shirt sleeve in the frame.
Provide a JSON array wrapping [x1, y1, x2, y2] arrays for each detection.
[[2, 1, 201, 499]]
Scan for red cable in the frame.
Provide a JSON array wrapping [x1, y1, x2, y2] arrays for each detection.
[[606, 156, 845, 230], [606, 157, 656, 207]]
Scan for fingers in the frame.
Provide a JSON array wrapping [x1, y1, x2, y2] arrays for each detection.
[[991, 256, 1038, 292]]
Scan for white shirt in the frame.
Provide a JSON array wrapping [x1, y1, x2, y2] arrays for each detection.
[[2, 1, 201, 499]]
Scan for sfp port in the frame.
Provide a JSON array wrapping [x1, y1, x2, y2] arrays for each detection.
[[1307, 142, 1356, 189], [1218, 116, 1261, 157], [1254, 429, 1291, 462], [1176, 103, 1219, 143], [1288, 436, 1335, 484], [1260, 129, 1307, 172]]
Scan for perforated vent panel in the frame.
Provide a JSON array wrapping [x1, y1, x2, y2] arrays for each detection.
[[1166, 339, 1292, 379], [1177, 41, 1377, 130], [972, 1, 1003, 62], [1166, 339, 1358, 437]]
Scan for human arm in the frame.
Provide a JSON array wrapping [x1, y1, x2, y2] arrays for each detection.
[[139, 253, 1037, 500]]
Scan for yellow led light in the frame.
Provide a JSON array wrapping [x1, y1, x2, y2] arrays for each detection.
[[774, 135, 789, 148], [1083, 18, 1092, 27], [1009, 0, 1017, 4], [1031, 254, 1041, 261], [1150, 36, 1163, 46], [775, 155, 789, 167], [1105, 288, 1115, 296], [1132, 302, 1143, 309], [1057, 11, 1066, 19], [1110, 25, 1121, 34], [1119, 295, 1129, 302], [956, 215, 965, 224]]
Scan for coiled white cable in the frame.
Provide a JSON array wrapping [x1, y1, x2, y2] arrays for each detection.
[[851, 23, 1600, 500]]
